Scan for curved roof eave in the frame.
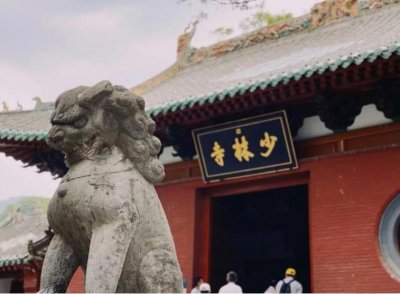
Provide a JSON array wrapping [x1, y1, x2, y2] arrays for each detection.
[[146, 43, 400, 117]]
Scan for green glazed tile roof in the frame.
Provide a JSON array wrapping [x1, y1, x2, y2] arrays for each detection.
[[0, 108, 51, 142], [0, 197, 49, 267], [140, 3, 400, 115], [145, 42, 400, 116], [1, 3, 400, 142], [0, 130, 48, 142]]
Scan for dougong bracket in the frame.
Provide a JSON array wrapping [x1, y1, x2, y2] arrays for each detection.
[[165, 125, 196, 160], [315, 91, 362, 132]]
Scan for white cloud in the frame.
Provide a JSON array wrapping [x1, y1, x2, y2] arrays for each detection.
[[49, 5, 140, 38], [0, 63, 43, 109]]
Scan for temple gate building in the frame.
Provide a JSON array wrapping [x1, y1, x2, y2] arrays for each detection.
[[1, 0, 400, 291]]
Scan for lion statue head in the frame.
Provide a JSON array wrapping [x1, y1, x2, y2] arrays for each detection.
[[47, 80, 164, 184]]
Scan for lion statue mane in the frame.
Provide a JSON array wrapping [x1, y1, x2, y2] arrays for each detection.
[[40, 81, 182, 293], [49, 80, 164, 183]]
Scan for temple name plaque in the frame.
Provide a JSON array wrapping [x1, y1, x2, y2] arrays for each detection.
[[192, 110, 298, 182]]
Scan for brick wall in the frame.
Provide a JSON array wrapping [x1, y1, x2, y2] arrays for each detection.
[[308, 147, 400, 292], [157, 182, 198, 291]]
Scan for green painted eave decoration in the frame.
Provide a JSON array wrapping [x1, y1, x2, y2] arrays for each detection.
[[0, 129, 48, 142], [146, 42, 400, 118], [179, 97, 195, 109], [0, 257, 28, 268]]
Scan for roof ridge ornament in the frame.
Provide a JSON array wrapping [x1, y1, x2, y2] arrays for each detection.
[[2, 102, 9, 112], [131, 19, 200, 96], [177, 19, 198, 65], [33, 96, 42, 109], [179, 0, 399, 66], [311, 0, 358, 29], [16, 101, 23, 111]]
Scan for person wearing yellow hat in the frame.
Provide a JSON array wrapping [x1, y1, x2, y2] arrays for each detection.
[[275, 267, 303, 293]]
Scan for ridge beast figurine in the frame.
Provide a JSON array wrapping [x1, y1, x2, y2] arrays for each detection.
[[40, 81, 183, 293]]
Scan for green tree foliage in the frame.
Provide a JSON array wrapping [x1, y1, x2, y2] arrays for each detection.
[[178, 0, 263, 10], [212, 11, 293, 39], [177, 1, 293, 40], [239, 11, 293, 31]]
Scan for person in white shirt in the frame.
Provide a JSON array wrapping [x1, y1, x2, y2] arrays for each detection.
[[275, 268, 303, 293], [218, 271, 243, 293]]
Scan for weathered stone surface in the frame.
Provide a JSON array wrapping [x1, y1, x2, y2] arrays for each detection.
[[40, 81, 183, 293]]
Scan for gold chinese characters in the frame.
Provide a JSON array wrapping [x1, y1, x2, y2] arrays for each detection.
[[259, 132, 277, 158], [211, 142, 225, 166], [210, 129, 278, 166]]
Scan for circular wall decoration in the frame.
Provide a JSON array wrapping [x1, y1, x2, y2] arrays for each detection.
[[379, 194, 400, 280]]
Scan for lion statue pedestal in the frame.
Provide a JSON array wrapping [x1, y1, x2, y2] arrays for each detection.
[[40, 81, 183, 293]]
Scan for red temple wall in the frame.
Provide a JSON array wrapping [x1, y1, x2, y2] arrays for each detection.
[[308, 147, 400, 292], [155, 146, 400, 292], [23, 269, 39, 293], [157, 182, 198, 291]]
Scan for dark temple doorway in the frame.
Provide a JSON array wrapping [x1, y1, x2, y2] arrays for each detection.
[[210, 185, 310, 293]]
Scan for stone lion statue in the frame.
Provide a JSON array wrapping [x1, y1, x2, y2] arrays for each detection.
[[40, 81, 183, 293]]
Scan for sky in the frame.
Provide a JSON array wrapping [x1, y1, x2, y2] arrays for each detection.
[[0, 0, 320, 201]]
